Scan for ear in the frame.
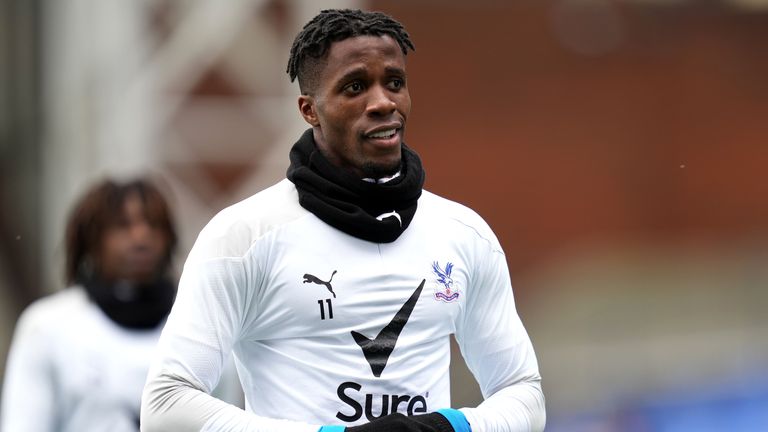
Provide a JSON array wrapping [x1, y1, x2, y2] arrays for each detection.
[[298, 95, 319, 127]]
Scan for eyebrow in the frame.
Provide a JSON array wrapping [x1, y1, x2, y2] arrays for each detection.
[[336, 67, 367, 86], [384, 66, 406, 77], [335, 65, 407, 86]]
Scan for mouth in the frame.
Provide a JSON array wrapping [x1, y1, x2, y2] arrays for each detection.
[[363, 124, 403, 149], [125, 247, 161, 272], [365, 127, 399, 139]]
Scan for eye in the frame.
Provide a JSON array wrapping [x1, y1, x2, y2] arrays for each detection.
[[344, 81, 364, 95], [112, 215, 130, 228], [389, 78, 404, 90]]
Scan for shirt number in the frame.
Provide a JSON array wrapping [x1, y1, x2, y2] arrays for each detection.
[[318, 298, 334, 320]]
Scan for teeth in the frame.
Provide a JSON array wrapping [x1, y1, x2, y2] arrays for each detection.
[[368, 128, 397, 138]]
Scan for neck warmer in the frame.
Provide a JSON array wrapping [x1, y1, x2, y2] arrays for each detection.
[[82, 274, 176, 330], [286, 129, 425, 243]]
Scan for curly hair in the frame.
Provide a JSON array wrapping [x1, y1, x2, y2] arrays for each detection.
[[64, 179, 177, 284]]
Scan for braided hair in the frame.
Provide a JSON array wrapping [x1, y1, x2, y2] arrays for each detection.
[[287, 9, 415, 94]]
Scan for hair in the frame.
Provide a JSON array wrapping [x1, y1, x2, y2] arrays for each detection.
[[286, 9, 415, 94], [64, 178, 177, 284]]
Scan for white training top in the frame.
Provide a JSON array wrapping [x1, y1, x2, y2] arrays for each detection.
[[1, 288, 162, 432], [141, 179, 545, 432]]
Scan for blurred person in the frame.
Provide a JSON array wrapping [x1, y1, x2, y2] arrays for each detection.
[[141, 8, 545, 432], [0, 178, 177, 432]]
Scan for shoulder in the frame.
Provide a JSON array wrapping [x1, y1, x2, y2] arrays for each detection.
[[419, 190, 503, 253], [188, 179, 309, 260], [13, 288, 89, 339]]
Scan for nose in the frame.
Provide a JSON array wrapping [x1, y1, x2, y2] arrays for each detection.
[[365, 85, 397, 117], [129, 219, 153, 243]]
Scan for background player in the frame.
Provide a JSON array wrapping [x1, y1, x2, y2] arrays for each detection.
[[1, 178, 177, 431]]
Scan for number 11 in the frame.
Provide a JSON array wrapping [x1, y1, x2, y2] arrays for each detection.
[[318, 298, 333, 320]]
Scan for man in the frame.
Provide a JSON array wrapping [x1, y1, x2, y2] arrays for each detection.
[[141, 9, 545, 432], [1, 179, 178, 431]]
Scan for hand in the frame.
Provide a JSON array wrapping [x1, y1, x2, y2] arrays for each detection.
[[345, 412, 454, 432]]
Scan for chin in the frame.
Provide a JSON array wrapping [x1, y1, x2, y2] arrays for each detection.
[[362, 159, 401, 179]]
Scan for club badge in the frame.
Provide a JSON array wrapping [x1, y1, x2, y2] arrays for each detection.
[[431, 261, 460, 302]]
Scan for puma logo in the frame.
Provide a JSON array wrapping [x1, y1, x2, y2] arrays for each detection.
[[303, 270, 337, 298]]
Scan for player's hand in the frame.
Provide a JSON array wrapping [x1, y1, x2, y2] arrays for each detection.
[[346, 412, 453, 432], [319, 409, 470, 432]]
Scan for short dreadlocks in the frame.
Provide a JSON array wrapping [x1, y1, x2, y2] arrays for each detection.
[[287, 9, 415, 94]]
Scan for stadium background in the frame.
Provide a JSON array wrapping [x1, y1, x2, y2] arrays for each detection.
[[1, 0, 767, 430]]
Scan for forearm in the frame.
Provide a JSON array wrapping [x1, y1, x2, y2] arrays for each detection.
[[459, 379, 545, 432], [316, 382, 544, 432], [455, 241, 546, 432], [141, 371, 320, 432]]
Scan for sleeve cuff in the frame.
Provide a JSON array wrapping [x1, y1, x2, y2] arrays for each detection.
[[318, 426, 345, 432], [436, 408, 471, 432]]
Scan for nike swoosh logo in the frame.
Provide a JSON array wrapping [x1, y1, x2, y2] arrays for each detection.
[[351, 279, 425, 378]]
